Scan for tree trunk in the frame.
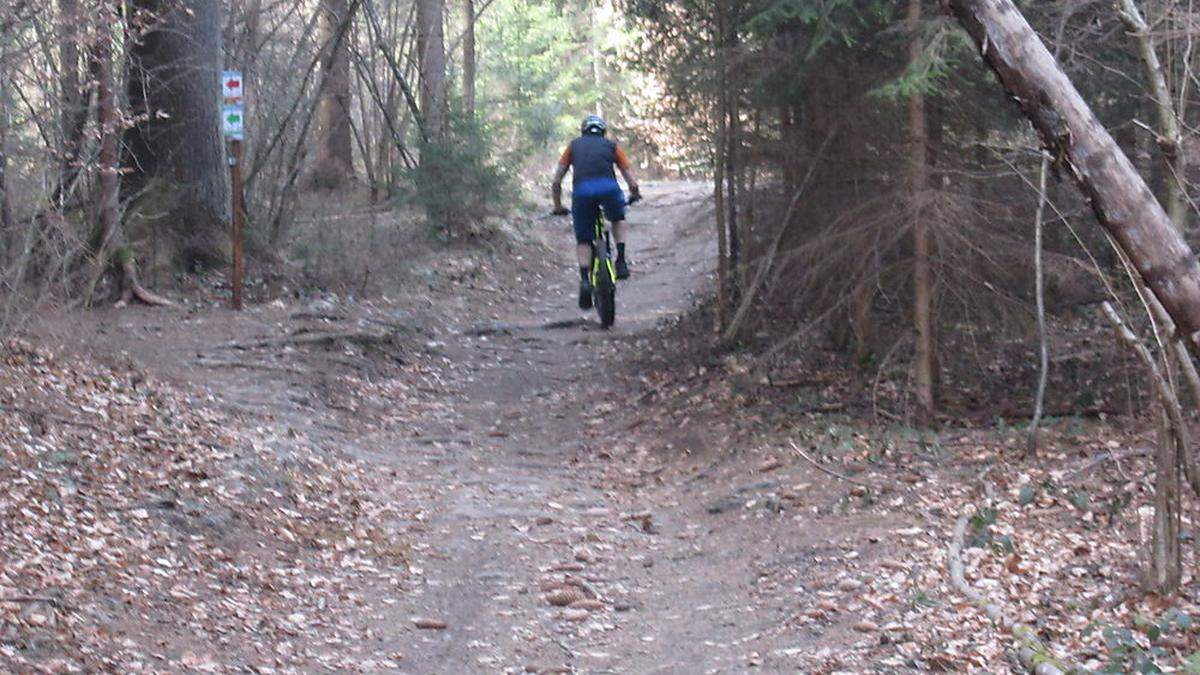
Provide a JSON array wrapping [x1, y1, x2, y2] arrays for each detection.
[[0, 76, 11, 247], [310, 0, 357, 189], [910, 0, 935, 424], [123, 0, 229, 270], [1150, 411, 1183, 592], [463, 0, 476, 119], [1116, 0, 1188, 233], [90, 18, 167, 307], [417, 0, 447, 142], [94, 29, 119, 272], [946, 0, 1200, 359], [721, 4, 740, 308], [56, 0, 89, 206], [714, 115, 729, 331]]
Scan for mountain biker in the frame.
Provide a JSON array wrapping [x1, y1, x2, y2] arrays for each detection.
[[552, 114, 642, 310]]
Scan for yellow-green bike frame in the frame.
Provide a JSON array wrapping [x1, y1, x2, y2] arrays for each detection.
[[590, 213, 617, 328]]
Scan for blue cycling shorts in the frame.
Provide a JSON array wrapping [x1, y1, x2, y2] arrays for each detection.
[[571, 178, 626, 244]]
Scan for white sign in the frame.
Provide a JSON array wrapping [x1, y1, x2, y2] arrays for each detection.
[[222, 70, 244, 104], [222, 104, 244, 140]]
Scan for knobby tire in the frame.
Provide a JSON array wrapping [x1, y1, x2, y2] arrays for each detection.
[[595, 276, 615, 329]]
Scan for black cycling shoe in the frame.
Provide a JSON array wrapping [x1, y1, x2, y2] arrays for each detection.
[[578, 278, 594, 310], [615, 258, 630, 280]]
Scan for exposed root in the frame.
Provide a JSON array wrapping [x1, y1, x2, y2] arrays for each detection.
[[220, 330, 396, 351], [119, 257, 175, 307], [790, 440, 875, 488], [194, 357, 307, 375], [947, 515, 1082, 674]]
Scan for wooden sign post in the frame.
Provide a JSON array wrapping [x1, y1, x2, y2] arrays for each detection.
[[222, 71, 245, 310]]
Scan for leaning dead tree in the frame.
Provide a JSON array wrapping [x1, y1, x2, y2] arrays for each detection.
[[947, 0, 1200, 596], [945, 0, 1200, 360]]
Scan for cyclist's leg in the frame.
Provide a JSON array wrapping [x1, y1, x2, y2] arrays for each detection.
[[571, 194, 600, 309], [611, 219, 628, 246], [600, 187, 630, 278], [572, 194, 600, 272]]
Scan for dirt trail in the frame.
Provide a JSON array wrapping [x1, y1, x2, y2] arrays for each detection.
[[349, 181, 781, 673], [33, 182, 880, 673]]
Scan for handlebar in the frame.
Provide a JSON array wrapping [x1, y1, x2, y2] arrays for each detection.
[[551, 194, 641, 216]]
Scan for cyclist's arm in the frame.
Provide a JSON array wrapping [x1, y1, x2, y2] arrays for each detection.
[[615, 147, 640, 199], [551, 163, 569, 211], [551, 146, 571, 211]]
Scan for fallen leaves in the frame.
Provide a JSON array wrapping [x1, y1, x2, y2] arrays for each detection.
[[0, 340, 396, 671]]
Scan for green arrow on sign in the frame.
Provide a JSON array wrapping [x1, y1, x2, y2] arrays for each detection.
[[227, 113, 241, 124]]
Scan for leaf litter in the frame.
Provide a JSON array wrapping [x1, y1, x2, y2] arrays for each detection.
[[0, 339, 404, 672]]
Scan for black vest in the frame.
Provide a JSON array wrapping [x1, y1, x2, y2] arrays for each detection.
[[569, 135, 618, 186]]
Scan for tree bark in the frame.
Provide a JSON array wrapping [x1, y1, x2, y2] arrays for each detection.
[[0, 75, 11, 246], [1151, 412, 1183, 593], [714, 119, 729, 331], [463, 0, 476, 119], [91, 18, 170, 307], [721, 2, 740, 308], [1116, 0, 1188, 233], [946, 0, 1200, 360], [56, 0, 89, 206], [94, 29, 119, 274], [123, 0, 229, 269], [310, 0, 357, 189], [1028, 154, 1050, 454], [910, 0, 935, 425], [417, 0, 447, 142]]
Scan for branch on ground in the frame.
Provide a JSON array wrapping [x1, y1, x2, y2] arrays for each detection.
[[947, 515, 1080, 674]]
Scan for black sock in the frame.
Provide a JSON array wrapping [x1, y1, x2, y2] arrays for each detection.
[[580, 266, 590, 282], [617, 243, 627, 261]]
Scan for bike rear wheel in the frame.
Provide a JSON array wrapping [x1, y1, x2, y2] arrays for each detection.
[[595, 275, 615, 329]]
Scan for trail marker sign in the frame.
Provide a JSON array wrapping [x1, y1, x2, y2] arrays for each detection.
[[222, 70, 244, 104], [221, 104, 244, 141], [221, 69, 247, 309]]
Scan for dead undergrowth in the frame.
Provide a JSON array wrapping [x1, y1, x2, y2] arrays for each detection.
[[621, 305, 1200, 671]]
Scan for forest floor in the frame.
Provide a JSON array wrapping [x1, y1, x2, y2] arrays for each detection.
[[4, 181, 1200, 673]]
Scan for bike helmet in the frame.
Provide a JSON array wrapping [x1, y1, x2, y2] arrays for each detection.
[[581, 114, 607, 136]]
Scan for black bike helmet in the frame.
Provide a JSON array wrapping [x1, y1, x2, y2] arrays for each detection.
[[581, 114, 607, 136]]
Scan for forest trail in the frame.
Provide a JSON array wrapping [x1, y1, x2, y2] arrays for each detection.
[[32, 181, 879, 673], [343, 181, 830, 674]]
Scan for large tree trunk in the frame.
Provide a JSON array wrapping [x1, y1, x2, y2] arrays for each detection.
[[417, 0, 447, 142], [946, 0, 1200, 358], [910, 0, 935, 424], [463, 0, 476, 119], [309, 0, 356, 189], [123, 0, 229, 270]]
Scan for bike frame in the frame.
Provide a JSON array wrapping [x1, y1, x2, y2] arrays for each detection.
[[590, 214, 617, 287]]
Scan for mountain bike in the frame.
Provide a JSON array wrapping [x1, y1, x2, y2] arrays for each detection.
[[554, 195, 639, 329]]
